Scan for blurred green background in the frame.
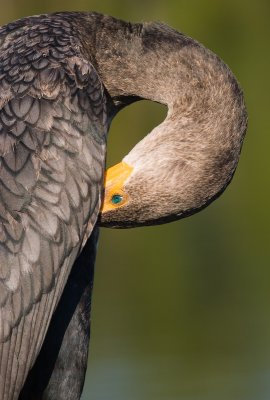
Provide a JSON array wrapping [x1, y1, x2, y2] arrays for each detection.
[[1, 1, 269, 399]]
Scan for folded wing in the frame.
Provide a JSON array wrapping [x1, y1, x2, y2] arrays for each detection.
[[0, 17, 107, 399]]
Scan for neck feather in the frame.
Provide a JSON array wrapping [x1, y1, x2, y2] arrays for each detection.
[[80, 14, 247, 225]]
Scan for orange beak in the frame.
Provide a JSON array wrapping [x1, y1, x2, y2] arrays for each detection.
[[101, 161, 133, 213]]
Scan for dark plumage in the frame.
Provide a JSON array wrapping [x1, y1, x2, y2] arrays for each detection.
[[0, 13, 107, 399], [0, 12, 247, 399]]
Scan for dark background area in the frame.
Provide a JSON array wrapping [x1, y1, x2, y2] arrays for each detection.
[[0, 1, 269, 399]]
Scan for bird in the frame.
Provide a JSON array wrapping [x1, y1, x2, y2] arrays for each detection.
[[0, 11, 247, 400]]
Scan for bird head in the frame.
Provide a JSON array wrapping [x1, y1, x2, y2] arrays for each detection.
[[96, 19, 247, 228]]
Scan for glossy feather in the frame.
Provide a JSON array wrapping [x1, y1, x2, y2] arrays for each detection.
[[0, 14, 107, 399]]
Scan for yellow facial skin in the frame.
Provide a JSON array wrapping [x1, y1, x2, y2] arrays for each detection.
[[101, 161, 133, 213]]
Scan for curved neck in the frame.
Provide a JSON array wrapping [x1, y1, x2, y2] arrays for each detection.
[[89, 15, 246, 144], [90, 15, 244, 117], [80, 14, 247, 223]]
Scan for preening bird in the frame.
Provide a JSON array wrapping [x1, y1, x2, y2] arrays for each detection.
[[0, 12, 247, 400]]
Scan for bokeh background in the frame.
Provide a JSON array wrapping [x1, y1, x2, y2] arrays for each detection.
[[1, 1, 269, 399]]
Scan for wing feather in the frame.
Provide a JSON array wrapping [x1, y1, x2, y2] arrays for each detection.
[[0, 15, 107, 399]]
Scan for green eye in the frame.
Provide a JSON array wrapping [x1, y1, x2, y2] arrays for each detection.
[[111, 194, 123, 205]]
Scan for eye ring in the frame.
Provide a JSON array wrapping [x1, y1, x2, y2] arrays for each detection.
[[111, 194, 123, 205]]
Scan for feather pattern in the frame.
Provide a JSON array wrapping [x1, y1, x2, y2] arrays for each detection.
[[0, 14, 107, 399]]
